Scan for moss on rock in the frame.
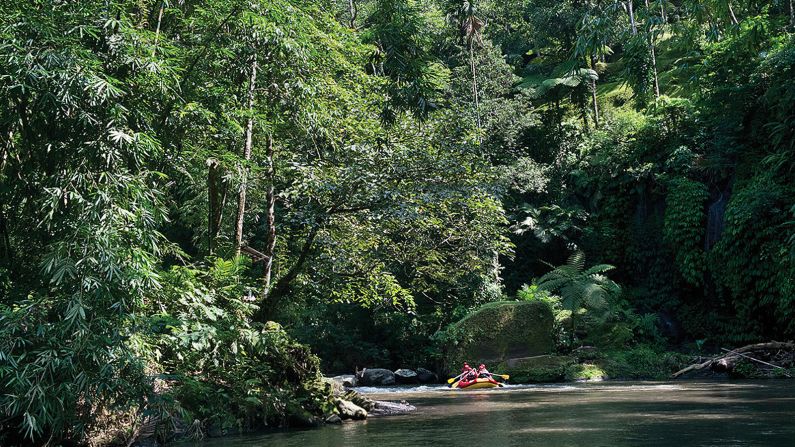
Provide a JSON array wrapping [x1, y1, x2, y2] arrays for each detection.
[[564, 363, 607, 381], [497, 355, 575, 383], [442, 301, 554, 372]]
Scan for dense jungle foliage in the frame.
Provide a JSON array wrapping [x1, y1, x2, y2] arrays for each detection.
[[1, 0, 794, 444]]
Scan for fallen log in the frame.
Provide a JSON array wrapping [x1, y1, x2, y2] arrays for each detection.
[[720, 348, 792, 377], [729, 341, 795, 354], [672, 341, 795, 379], [672, 358, 714, 379]]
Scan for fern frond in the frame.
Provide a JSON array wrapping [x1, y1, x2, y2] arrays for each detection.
[[567, 251, 586, 272], [583, 264, 615, 276]]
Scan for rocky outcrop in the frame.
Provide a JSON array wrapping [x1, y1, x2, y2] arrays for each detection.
[[416, 367, 438, 384], [358, 368, 396, 386], [394, 369, 418, 384], [443, 301, 554, 372], [334, 398, 367, 420]]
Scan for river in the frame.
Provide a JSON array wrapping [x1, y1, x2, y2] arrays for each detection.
[[194, 381, 795, 446]]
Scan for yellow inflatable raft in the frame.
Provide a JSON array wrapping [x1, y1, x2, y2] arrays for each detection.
[[450, 377, 503, 389]]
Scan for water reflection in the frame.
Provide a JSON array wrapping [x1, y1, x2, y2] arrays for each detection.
[[193, 381, 795, 447]]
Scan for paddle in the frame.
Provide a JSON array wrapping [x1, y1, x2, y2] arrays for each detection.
[[489, 373, 510, 380], [447, 372, 465, 384]]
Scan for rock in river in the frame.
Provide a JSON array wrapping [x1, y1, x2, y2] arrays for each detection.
[[370, 400, 417, 416], [335, 398, 368, 420], [359, 368, 396, 386], [325, 414, 343, 424], [394, 368, 418, 384], [330, 374, 357, 388], [416, 367, 438, 384]]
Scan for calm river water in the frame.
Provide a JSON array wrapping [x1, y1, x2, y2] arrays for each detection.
[[194, 381, 795, 447]]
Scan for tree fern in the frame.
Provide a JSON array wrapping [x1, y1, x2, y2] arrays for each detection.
[[537, 251, 621, 345]]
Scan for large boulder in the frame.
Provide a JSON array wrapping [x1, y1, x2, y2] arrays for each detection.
[[416, 367, 438, 384], [443, 301, 554, 372], [358, 368, 396, 386], [329, 374, 357, 388], [394, 369, 418, 384], [334, 399, 367, 420]]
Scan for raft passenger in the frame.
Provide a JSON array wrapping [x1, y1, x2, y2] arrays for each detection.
[[477, 363, 491, 378], [462, 362, 477, 382]]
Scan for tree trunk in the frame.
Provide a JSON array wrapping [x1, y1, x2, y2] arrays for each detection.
[[208, 160, 218, 254], [233, 53, 257, 257], [152, 0, 165, 57], [256, 221, 321, 321], [207, 158, 228, 254], [348, 0, 357, 28], [727, 1, 739, 25], [1, 135, 12, 265], [555, 99, 562, 132], [470, 42, 481, 142], [790, 0, 794, 29], [660, 0, 667, 23], [627, 0, 638, 35], [0, 207, 11, 264], [590, 55, 600, 128], [580, 102, 590, 132], [650, 43, 660, 98], [261, 134, 276, 299], [570, 315, 578, 347], [0, 130, 9, 173], [645, 0, 661, 99]]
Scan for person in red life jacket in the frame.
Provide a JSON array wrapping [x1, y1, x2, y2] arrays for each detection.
[[477, 363, 491, 378], [461, 362, 477, 382]]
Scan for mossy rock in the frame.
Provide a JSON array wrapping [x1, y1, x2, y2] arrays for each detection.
[[564, 363, 607, 381], [498, 355, 575, 383], [442, 301, 554, 372]]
